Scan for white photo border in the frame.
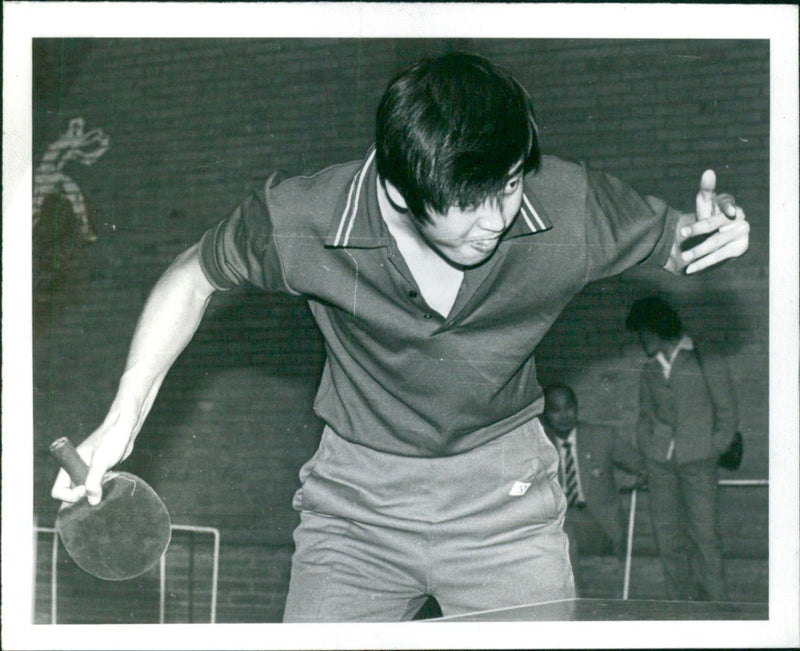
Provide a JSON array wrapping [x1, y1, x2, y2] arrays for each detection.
[[3, 3, 798, 649]]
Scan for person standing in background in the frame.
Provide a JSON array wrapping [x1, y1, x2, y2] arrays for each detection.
[[626, 296, 738, 601], [542, 383, 646, 596]]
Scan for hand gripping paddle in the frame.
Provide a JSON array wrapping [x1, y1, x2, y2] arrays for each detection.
[[50, 437, 171, 580]]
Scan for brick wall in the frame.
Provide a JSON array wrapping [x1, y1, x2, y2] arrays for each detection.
[[32, 38, 769, 622]]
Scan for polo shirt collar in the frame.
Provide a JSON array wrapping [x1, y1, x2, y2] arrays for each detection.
[[326, 146, 553, 249], [326, 147, 390, 249], [655, 335, 694, 380], [505, 176, 553, 239]]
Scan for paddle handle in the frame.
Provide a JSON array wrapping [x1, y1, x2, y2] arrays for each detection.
[[50, 437, 89, 485]]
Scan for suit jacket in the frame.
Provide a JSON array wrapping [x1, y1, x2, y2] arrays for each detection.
[[636, 345, 738, 464], [549, 422, 645, 549]]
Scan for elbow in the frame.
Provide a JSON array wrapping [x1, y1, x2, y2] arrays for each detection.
[[169, 243, 217, 301]]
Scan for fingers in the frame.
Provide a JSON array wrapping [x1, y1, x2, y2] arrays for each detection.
[[81, 437, 122, 505], [683, 219, 750, 274], [51, 459, 108, 505], [83, 457, 109, 506], [716, 193, 738, 219], [672, 170, 749, 275], [49, 426, 128, 506], [680, 213, 730, 239], [696, 169, 717, 220], [699, 168, 716, 194], [695, 169, 743, 221], [51, 468, 88, 503], [686, 239, 746, 274], [49, 443, 108, 505]]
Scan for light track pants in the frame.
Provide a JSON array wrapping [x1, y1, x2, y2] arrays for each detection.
[[283, 418, 574, 622]]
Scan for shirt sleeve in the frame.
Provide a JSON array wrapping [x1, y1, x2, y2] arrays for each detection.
[[582, 165, 683, 282], [198, 191, 295, 294], [611, 430, 647, 475], [697, 350, 740, 453]]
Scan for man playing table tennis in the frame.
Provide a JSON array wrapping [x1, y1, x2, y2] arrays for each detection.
[[52, 52, 749, 621]]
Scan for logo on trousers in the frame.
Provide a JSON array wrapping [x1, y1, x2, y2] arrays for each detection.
[[508, 481, 531, 496]]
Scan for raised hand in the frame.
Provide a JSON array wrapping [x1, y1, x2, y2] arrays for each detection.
[[670, 169, 750, 274]]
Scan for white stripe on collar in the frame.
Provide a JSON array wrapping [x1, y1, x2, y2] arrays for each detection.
[[334, 150, 547, 246], [332, 149, 376, 247], [520, 192, 546, 232]]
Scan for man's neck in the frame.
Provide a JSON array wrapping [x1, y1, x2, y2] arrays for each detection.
[[660, 337, 683, 359], [546, 427, 574, 442], [376, 176, 415, 235], [376, 175, 464, 318]]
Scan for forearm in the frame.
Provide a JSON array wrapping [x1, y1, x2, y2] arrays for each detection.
[[103, 243, 216, 441]]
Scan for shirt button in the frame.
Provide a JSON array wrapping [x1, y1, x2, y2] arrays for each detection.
[[424, 313, 432, 319], [408, 290, 418, 299]]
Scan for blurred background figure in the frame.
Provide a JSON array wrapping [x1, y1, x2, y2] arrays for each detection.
[[626, 296, 738, 601], [542, 383, 646, 597]]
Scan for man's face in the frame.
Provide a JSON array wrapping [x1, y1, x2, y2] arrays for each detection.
[[638, 330, 662, 357], [415, 163, 525, 268], [542, 390, 577, 438]]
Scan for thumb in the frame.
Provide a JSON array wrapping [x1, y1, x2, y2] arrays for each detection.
[[84, 461, 107, 506], [695, 169, 716, 220], [715, 193, 738, 219]]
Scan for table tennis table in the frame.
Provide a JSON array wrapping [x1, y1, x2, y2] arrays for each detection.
[[432, 598, 768, 622]]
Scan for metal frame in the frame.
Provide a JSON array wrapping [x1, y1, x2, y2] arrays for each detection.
[[159, 524, 220, 624], [622, 478, 769, 600], [33, 524, 220, 624]]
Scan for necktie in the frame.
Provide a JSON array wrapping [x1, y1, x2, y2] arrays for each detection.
[[562, 440, 579, 506]]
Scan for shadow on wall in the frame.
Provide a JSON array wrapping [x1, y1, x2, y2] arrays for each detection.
[[138, 286, 325, 446], [188, 289, 326, 376]]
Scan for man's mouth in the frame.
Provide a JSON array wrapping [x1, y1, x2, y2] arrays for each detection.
[[470, 237, 500, 252]]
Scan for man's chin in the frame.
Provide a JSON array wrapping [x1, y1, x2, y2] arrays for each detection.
[[444, 248, 496, 269]]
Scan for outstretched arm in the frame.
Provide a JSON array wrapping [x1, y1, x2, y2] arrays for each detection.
[[664, 169, 750, 275], [51, 243, 216, 505]]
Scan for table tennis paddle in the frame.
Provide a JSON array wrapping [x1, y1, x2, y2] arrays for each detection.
[[50, 437, 171, 581]]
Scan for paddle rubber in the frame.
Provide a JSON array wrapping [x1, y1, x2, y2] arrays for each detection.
[[50, 437, 171, 580]]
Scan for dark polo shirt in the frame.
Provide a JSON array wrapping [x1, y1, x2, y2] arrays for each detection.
[[199, 149, 680, 457]]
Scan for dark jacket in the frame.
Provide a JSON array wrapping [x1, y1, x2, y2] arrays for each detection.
[[636, 345, 738, 464], [549, 422, 645, 549]]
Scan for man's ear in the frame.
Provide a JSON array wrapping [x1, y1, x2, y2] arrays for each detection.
[[382, 178, 410, 212]]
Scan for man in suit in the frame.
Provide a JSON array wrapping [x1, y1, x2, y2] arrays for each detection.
[[542, 383, 646, 596]]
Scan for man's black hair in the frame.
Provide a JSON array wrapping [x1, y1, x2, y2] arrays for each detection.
[[543, 383, 578, 408], [625, 296, 684, 340], [375, 51, 540, 223]]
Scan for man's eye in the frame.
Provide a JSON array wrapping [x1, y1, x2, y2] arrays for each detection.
[[504, 177, 521, 194]]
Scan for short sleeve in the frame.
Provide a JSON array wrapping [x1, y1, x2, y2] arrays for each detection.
[[583, 166, 682, 282], [198, 191, 294, 294]]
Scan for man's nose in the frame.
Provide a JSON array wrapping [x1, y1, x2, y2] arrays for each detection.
[[475, 201, 507, 232]]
